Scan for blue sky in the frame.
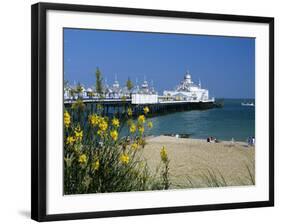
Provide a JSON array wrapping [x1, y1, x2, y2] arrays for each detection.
[[64, 28, 255, 99]]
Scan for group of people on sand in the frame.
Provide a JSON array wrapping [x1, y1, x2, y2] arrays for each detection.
[[206, 136, 255, 146], [206, 136, 219, 143]]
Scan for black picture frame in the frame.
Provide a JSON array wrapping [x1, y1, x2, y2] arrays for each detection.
[[31, 2, 274, 222]]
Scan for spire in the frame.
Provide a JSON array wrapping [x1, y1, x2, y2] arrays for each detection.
[[199, 79, 201, 88], [113, 74, 119, 89], [150, 80, 155, 93]]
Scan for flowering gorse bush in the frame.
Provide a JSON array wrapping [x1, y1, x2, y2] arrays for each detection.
[[64, 102, 169, 194], [160, 146, 170, 189]]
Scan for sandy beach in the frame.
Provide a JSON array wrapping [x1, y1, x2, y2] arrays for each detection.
[[141, 135, 255, 188]]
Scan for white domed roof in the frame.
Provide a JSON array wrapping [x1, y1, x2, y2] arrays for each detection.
[[112, 80, 119, 88]]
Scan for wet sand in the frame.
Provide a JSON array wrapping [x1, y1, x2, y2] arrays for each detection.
[[141, 136, 255, 188]]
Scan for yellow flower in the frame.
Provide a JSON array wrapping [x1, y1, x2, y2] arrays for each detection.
[[127, 108, 133, 116], [92, 160, 100, 171], [110, 130, 118, 141], [112, 118, 120, 128], [138, 115, 146, 124], [74, 126, 83, 141], [143, 106, 150, 114], [66, 136, 75, 145], [64, 111, 71, 128], [137, 138, 145, 147], [98, 119, 108, 132], [131, 142, 139, 150], [138, 126, 145, 134], [160, 146, 168, 162], [120, 153, 129, 165], [89, 114, 99, 126], [78, 154, 87, 164], [147, 121, 153, 128], [129, 123, 136, 133]]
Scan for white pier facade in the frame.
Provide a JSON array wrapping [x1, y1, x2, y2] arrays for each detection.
[[163, 72, 214, 103], [64, 71, 214, 105]]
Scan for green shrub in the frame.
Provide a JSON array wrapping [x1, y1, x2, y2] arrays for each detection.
[[64, 102, 169, 194]]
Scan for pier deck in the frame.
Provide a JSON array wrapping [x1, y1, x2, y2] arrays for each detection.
[[64, 98, 216, 117]]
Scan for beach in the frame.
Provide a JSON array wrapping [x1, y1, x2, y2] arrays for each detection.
[[141, 135, 255, 188]]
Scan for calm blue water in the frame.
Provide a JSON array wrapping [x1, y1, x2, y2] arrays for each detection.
[[143, 99, 255, 141]]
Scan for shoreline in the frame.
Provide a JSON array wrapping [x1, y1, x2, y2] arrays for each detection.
[[141, 135, 255, 188], [145, 134, 249, 145]]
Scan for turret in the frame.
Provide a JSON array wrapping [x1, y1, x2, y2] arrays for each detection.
[[142, 80, 149, 89], [112, 74, 120, 89], [184, 71, 192, 84]]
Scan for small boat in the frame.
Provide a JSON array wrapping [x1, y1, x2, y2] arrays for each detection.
[[241, 102, 254, 107]]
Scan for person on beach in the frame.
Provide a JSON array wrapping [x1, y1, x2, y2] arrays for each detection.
[[207, 136, 218, 143], [247, 136, 252, 146], [252, 136, 255, 146], [230, 137, 235, 147], [247, 136, 255, 146]]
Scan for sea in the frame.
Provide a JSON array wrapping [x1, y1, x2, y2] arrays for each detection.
[[70, 98, 255, 142], [143, 99, 255, 141]]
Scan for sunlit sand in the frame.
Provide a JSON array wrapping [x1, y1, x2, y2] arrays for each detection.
[[142, 136, 255, 188]]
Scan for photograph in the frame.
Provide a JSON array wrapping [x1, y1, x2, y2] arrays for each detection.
[[63, 28, 255, 195]]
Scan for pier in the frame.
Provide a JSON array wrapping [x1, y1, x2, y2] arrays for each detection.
[[64, 71, 220, 117], [64, 98, 216, 117]]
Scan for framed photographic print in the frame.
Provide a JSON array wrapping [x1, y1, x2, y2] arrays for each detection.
[[31, 2, 274, 222]]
